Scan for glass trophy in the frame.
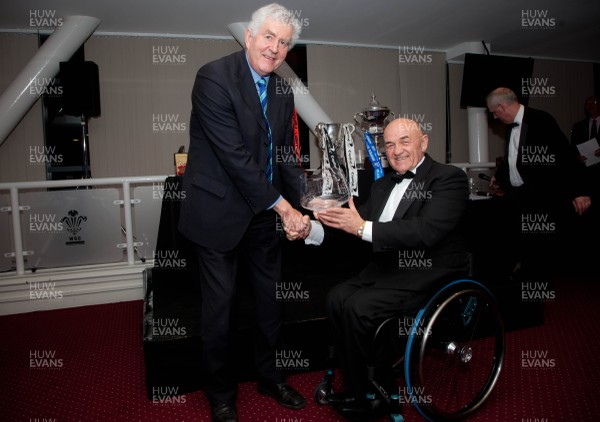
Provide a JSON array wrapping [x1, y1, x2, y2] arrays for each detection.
[[300, 167, 350, 212]]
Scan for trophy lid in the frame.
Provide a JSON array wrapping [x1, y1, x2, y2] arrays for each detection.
[[363, 94, 389, 112]]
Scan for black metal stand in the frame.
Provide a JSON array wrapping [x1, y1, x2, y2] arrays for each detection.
[[80, 114, 91, 179]]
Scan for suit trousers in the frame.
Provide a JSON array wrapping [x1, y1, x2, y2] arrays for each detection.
[[325, 267, 462, 397], [195, 210, 284, 405]]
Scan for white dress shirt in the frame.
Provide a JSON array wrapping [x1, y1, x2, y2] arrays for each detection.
[[508, 105, 525, 187], [304, 158, 424, 245]]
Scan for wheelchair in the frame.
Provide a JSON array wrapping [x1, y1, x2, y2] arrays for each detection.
[[313, 279, 505, 422]]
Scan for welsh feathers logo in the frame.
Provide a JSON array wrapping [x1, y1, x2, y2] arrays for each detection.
[[60, 209, 87, 245]]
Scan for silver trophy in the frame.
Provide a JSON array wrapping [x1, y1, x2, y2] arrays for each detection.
[[300, 122, 351, 211], [354, 95, 395, 168], [315, 122, 344, 168]]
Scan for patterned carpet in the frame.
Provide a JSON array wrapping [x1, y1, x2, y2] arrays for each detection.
[[0, 275, 599, 422]]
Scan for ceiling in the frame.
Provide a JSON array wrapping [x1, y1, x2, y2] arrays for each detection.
[[2, 0, 600, 63]]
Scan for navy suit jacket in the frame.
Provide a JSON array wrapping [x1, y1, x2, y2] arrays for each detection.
[[179, 50, 304, 251]]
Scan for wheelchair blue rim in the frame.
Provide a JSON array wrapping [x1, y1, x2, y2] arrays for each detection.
[[403, 278, 495, 422]]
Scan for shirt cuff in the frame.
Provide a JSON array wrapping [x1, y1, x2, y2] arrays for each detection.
[[362, 221, 373, 243], [304, 220, 324, 245], [268, 195, 283, 210]]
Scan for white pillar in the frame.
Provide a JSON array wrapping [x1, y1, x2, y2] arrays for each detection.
[[467, 107, 489, 164], [0, 16, 101, 147], [446, 42, 492, 165]]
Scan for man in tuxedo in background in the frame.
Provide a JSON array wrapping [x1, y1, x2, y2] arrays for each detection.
[[485, 87, 591, 276], [178, 4, 309, 421], [295, 117, 470, 420]]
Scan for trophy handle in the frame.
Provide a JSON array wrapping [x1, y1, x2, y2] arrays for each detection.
[[353, 112, 365, 125], [384, 111, 396, 125], [315, 122, 325, 148]]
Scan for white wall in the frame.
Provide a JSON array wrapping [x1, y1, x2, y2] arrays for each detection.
[[0, 33, 596, 182]]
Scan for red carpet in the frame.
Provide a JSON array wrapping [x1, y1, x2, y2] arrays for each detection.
[[0, 275, 599, 421]]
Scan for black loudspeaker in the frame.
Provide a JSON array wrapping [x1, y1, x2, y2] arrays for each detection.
[[460, 53, 534, 108], [59, 61, 101, 117]]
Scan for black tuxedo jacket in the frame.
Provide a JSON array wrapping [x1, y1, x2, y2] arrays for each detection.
[[495, 106, 587, 202], [178, 50, 304, 251], [332, 154, 470, 290]]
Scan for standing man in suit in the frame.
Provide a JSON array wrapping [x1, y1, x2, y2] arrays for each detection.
[[178, 4, 310, 421], [293, 118, 470, 419], [485, 87, 591, 276]]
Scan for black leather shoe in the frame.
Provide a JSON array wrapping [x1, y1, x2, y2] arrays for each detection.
[[331, 397, 389, 422], [210, 402, 238, 422], [257, 380, 306, 410]]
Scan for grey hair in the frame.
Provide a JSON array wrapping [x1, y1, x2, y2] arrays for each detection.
[[486, 87, 518, 108], [247, 3, 302, 48]]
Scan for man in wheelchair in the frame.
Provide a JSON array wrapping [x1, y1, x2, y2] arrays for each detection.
[[294, 117, 472, 420]]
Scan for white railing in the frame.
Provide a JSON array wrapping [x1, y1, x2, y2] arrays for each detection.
[[0, 175, 168, 276], [1, 164, 496, 276]]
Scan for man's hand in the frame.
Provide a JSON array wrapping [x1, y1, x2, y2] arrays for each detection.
[[273, 198, 310, 239], [573, 195, 592, 216], [284, 215, 311, 241], [488, 175, 505, 197], [314, 197, 363, 236]]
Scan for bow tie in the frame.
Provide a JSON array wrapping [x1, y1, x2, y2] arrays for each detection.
[[507, 122, 519, 129], [391, 170, 415, 184]]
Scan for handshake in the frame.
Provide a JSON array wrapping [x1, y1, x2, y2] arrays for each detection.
[[276, 197, 364, 242], [281, 212, 312, 241], [274, 198, 311, 241]]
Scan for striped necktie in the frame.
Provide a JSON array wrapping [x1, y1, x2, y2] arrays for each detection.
[[257, 78, 272, 182]]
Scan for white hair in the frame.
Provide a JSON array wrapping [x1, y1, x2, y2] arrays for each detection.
[[247, 3, 302, 47]]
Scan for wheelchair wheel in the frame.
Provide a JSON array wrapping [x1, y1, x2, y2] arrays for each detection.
[[313, 379, 334, 405], [313, 382, 331, 405], [313, 368, 335, 405], [404, 279, 504, 421]]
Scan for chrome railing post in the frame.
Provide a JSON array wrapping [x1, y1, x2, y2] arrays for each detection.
[[9, 187, 25, 275], [122, 180, 135, 265]]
